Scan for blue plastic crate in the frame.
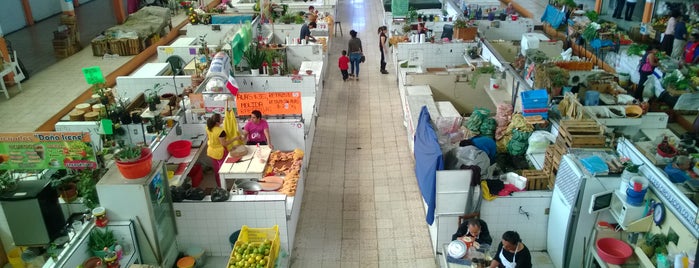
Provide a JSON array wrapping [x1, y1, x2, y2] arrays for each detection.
[[521, 89, 549, 109], [522, 111, 549, 119]]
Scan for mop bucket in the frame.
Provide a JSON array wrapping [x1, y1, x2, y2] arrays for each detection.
[[9, 247, 25, 268], [625, 187, 647, 206]]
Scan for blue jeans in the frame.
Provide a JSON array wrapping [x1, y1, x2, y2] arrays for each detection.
[[349, 52, 362, 77]]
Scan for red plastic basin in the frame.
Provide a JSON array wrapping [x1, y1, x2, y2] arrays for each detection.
[[168, 140, 192, 158], [596, 238, 632, 265]]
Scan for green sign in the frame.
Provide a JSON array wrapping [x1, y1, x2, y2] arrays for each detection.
[[0, 132, 98, 170], [392, 0, 409, 18], [82, 66, 105, 85]]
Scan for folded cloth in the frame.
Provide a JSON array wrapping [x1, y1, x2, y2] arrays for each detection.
[[498, 183, 523, 196]]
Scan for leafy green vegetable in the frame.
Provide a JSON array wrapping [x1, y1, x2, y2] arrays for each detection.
[[627, 44, 648, 56], [585, 11, 599, 22]]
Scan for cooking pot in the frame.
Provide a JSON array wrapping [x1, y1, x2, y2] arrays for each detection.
[[236, 180, 261, 195]]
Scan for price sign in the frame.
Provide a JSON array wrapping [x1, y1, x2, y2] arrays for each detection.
[[236, 92, 302, 116], [82, 66, 105, 85]]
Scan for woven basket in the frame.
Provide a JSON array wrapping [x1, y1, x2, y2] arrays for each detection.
[[229, 145, 248, 158]]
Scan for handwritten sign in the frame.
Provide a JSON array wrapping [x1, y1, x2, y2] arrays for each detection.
[[82, 66, 105, 85], [0, 132, 97, 170], [236, 92, 302, 116]]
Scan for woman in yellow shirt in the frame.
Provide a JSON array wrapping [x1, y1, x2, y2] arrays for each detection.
[[206, 113, 240, 187]]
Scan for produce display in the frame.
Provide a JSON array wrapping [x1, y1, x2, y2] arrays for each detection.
[[264, 149, 304, 196], [229, 240, 273, 268]]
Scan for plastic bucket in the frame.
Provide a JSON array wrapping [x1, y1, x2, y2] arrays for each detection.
[[9, 248, 25, 268], [229, 230, 241, 249], [176, 256, 195, 268], [626, 187, 647, 206], [585, 91, 600, 106], [628, 176, 649, 191], [184, 247, 206, 268], [618, 73, 630, 87]]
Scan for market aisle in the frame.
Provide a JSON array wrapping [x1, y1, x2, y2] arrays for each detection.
[[290, 0, 436, 267]]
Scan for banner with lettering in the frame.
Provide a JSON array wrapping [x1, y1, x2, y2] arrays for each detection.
[[0, 132, 98, 170], [236, 92, 302, 116]]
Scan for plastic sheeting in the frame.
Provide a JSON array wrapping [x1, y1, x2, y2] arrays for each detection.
[[230, 22, 253, 65], [414, 106, 444, 225], [541, 5, 566, 29]]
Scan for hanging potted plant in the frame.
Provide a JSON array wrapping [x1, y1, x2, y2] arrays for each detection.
[[78, 169, 101, 209], [408, 7, 418, 22], [92, 84, 110, 105], [114, 145, 153, 179], [243, 44, 267, 75], [89, 227, 116, 258], [50, 170, 79, 202], [145, 83, 164, 112]]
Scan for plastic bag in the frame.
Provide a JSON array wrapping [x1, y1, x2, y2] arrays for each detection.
[[580, 155, 609, 175], [526, 131, 556, 154], [211, 187, 230, 202]]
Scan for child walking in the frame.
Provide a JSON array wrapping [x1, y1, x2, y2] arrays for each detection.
[[339, 50, 350, 81]]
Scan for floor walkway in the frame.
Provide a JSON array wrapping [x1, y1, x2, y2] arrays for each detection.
[[0, 0, 554, 267]]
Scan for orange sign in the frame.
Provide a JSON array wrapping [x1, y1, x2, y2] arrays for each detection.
[[236, 92, 302, 116]]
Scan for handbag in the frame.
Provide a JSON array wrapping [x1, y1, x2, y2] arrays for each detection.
[[360, 55, 366, 63]]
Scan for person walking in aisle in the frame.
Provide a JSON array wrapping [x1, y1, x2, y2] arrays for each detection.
[[612, 0, 626, 19], [339, 50, 350, 81], [348, 30, 363, 80], [672, 15, 687, 60], [636, 46, 659, 101], [624, 0, 637, 21], [660, 10, 680, 55], [378, 26, 389, 74]]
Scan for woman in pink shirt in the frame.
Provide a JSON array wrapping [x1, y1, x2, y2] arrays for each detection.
[[243, 110, 273, 149]]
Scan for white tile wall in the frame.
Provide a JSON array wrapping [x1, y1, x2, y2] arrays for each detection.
[[115, 76, 193, 101], [480, 192, 552, 251], [173, 201, 289, 257], [235, 76, 316, 97], [395, 42, 477, 67], [184, 24, 242, 45], [285, 45, 325, 70]]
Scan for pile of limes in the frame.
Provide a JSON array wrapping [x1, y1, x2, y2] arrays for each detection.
[[229, 240, 274, 268]]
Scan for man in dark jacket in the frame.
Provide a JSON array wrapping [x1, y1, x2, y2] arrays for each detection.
[[452, 218, 492, 246]]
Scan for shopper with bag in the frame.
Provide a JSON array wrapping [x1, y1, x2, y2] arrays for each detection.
[[378, 26, 389, 74], [348, 30, 364, 80]]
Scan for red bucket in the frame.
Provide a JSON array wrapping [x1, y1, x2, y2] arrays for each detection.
[[511, 14, 518, 21]]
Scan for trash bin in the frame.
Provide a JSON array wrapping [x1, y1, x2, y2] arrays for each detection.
[[229, 230, 241, 249]]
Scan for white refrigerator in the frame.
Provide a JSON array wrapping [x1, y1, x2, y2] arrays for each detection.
[[547, 155, 620, 268], [97, 161, 178, 268]]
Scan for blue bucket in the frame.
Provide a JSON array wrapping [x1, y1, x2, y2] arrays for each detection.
[[585, 90, 600, 106], [626, 187, 647, 206]]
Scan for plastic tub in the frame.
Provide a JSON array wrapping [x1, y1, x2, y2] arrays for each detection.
[[168, 140, 193, 158], [177, 256, 195, 268], [9, 247, 25, 268], [596, 238, 633, 265], [585, 91, 600, 106], [521, 89, 549, 109], [626, 187, 647, 206], [185, 247, 206, 268]]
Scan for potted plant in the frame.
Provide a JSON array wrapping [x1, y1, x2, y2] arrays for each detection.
[[77, 169, 101, 209], [0, 170, 18, 194], [280, 13, 295, 24], [453, 18, 477, 41], [244, 44, 267, 75], [50, 170, 79, 202], [408, 7, 418, 22], [89, 228, 116, 258], [294, 15, 305, 24], [115, 145, 153, 179], [470, 65, 496, 88], [442, 9, 449, 21], [145, 83, 164, 111], [402, 24, 412, 35], [92, 84, 110, 105]]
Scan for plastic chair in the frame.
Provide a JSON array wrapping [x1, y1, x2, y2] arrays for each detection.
[[166, 55, 186, 75]]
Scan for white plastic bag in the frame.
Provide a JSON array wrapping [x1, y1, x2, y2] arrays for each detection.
[[526, 130, 556, 154]]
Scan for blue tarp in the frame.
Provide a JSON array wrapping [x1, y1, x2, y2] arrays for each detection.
[[541, 5, 566, 29], [414, 106, 444, 225]]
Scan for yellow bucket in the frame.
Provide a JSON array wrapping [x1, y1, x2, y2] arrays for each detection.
[[9, 247, 25, 268]]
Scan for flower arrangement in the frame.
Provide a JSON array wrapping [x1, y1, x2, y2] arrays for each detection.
[[620, 157, 642, 173]]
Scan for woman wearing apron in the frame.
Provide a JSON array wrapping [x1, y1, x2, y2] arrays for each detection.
[[489, 231, 532, 268]]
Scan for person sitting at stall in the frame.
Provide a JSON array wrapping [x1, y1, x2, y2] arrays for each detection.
[[684, 34, 699, 64], [505, 3, 516, 16], [489, 231, 532, 268], [206, 113, 240, 187], [452, 218, 493, 246], [665, 155, 692, 183], [242, 110, 273, 149], [299, 21, 317, 43]]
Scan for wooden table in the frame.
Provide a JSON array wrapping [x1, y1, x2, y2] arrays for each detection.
[[218, 145, 272, 189]]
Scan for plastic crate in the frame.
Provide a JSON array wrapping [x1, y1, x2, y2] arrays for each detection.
[[227, 225, 280, 268], [521, 89, 549, 109], [523, 111, 549, 119]]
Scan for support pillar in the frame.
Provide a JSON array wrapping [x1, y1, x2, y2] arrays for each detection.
[[642, 0, 654, 24], [21, 0, 34, 26], [594, 0, 602, 13]]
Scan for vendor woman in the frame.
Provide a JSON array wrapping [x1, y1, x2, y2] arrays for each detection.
[[489, 231, 532, 268], [206, 113, 240, 187], [242, 110, 273, 149]]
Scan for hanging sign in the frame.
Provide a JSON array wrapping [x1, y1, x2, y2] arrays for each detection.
[[236, 92, 302, 116], [391, 0, 409, 18], [0, 132, 97, 170], [82, 66, 105, 85]]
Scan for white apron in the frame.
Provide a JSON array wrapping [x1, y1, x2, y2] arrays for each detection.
[[498, 243, 518, 268]]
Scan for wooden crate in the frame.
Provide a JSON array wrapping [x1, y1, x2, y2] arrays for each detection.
[[520, 170, 549, 190], [453, 27, 478, 41]]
